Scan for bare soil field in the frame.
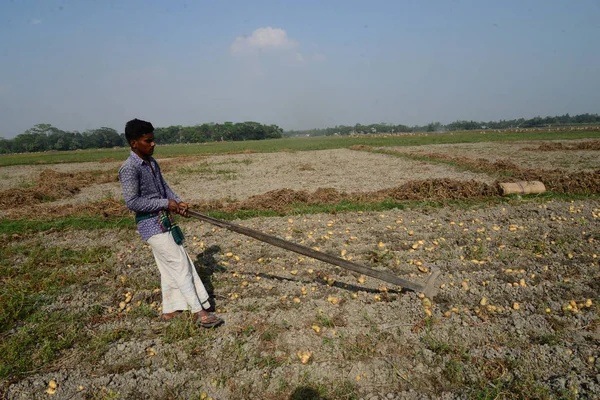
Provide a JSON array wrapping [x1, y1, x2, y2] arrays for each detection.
[[1, 141, 599, 399], [388, 139, 600, 172], [0, 148, 495, 209]]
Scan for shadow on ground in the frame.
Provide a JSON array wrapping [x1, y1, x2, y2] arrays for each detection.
[[194, 244, 226, 311]]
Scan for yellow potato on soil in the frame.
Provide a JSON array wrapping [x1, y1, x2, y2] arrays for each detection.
[[46, 388, 56, 395], [513, 302, 520, 310], [480, 297, 488, 306], [421, 298, 432, 308], [570, 300, 577, 308], [519, 279, 527, 287], [327, 296, 339, 305], [48, 380, 57, 389], [357, 275, 365, 283], [312, 325, 321, 333], [297, 350, 312, 364]]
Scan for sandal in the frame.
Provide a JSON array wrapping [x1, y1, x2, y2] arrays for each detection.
[[194, 313, 224, 328], [161, 310, 183, 321]]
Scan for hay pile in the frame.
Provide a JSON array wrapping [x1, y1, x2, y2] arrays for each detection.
[[0, 169, 117, 208], [522, 140, 600, 151], [188, 179, 500, 214], [400, 152, 600, 195]]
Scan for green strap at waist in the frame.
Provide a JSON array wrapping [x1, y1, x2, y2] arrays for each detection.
[[135, 212, 158, 223]]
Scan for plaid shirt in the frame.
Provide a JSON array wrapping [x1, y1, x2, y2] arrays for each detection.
[[119, 151, 181, 241]]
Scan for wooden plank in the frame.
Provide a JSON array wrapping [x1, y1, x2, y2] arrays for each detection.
[[187, 210, 427, 293]]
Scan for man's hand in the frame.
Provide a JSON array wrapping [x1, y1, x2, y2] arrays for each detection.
[[167, 199, 179, 213], [177, 202, 190, 217]]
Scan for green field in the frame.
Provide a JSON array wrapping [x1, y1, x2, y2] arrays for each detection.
[[1, 129, 599, 167]]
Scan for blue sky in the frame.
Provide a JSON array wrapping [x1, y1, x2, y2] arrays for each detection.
[[1, 0, 599, 138]]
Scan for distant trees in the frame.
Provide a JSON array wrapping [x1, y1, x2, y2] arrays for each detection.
[[283, 113, 600, 137], [284, 123, 412, 137], [0, 121, 283, 154], [1, 112, 598, 154], [153, 122, 282, 144]]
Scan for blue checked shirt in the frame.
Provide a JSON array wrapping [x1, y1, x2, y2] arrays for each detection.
[[119, 151, 182, 241]]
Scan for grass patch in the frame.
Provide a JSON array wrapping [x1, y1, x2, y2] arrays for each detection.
[[469, 376, 553, 400], [534, 332, 563, 346], [84, 327, 133, 363], [162, 316, 203, 344], [0, 215, 134, 235], [0, 242, 111, 332], [315, 310, 336, 329], [0, 239, 115, 381], [0, 310, 84, 379]]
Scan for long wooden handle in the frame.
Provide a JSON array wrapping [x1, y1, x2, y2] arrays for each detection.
[[187, 210, 427, 293]]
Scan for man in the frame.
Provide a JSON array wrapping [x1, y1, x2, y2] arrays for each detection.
[[119, 118, 223, 328]]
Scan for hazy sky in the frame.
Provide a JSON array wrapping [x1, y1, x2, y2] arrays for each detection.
[[1, 0, 599, 138]]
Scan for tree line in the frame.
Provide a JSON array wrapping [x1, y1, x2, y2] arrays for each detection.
[[1, 113, 598, 154], [283, 113, 600, 137], [0, 122, 283, 154]]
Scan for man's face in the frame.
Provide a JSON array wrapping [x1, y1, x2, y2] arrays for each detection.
[[131, 133, 155, 159]]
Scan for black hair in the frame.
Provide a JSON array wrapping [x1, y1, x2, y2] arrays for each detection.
[[125, 119, 154, 143]]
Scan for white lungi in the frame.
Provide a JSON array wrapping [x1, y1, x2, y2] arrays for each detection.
[[147, 231, 211, 314]]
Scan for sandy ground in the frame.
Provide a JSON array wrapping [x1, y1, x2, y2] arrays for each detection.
[[2, 142, 600, 399]]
